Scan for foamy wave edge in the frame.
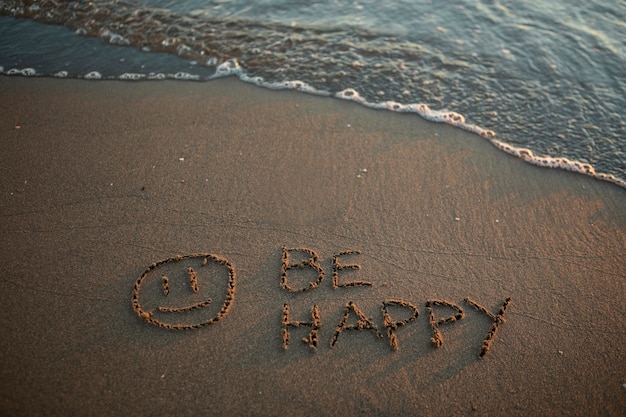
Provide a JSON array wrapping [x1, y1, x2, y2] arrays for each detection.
[[2, 63, 624, 189], [0, 65, 203, 81], [214, 61, 626, 189], [331, 87, 626, 189]]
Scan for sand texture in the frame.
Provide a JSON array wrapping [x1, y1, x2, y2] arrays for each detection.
[[1, 76, 625, 416]]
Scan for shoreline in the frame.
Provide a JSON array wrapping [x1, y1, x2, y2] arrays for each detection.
[[3, 71, 626, 191], [1, 75, 625, 416]]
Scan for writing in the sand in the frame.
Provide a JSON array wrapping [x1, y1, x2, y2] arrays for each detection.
[[132, 247, 511, 358]]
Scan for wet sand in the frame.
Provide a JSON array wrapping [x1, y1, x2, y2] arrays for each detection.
[[1, 75, 625, 416]]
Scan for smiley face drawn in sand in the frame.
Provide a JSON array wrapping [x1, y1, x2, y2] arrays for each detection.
[[132, 254, 236, 330]]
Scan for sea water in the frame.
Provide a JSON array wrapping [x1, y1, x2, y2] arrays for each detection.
[[1, 0, 625, 188]]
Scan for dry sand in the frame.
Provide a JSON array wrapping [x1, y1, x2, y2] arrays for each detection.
[[1, 76, 625, 416]]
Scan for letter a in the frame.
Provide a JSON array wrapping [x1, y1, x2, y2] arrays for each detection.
[[330, 301, 383, 347]]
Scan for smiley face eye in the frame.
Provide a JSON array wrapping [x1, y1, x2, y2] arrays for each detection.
[[187, 267, 199, 293], [162, 275, 170, 295]]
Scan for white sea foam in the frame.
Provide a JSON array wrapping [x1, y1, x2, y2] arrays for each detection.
[[336, 89, 366, 104], [334, 88, 495, 138], [147, 72, 166, 80], [492, 140, 596, 173], [54, 71, 68, 78], [119, 73, 145, 80], [212, 59, 242, 77], [236, 73, 331, 97], [84, 71, 102, 79], [371, 101, 404, 111], [172, 72, 199, 80], [5, 67, 36, 76], [241, 75, 264, 85], [490, 139, 626, 187], [100, 29, 130, 46]]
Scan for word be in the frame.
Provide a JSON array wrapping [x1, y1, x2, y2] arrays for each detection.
[[280, 247, 371, 291]]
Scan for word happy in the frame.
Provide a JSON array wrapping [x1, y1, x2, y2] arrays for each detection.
[[132, 247, 512, 358]]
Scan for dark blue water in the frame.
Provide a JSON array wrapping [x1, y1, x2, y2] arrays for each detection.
[[1, 0, 625, 187]]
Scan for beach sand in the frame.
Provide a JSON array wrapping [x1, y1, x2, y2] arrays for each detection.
[[1, 75, 625, 416]]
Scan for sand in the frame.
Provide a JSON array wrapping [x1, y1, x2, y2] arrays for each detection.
[[0, 75, 625, 416]]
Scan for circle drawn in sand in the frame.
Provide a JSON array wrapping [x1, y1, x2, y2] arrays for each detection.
[[131, 254, 236, 330]]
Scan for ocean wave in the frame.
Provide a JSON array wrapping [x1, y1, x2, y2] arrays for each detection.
[[1, 0, 624, 188]]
